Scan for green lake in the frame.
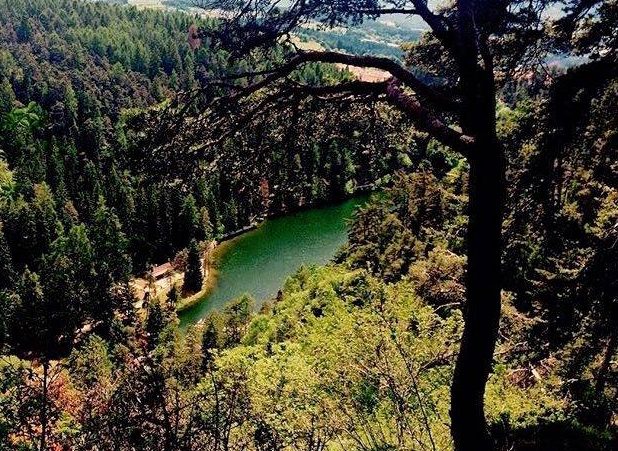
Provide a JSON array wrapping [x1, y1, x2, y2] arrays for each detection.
[[179, 196, 368, 326]]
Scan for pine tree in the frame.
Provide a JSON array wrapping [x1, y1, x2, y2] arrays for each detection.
[[166, 284, 180, 310], [32, 183, 60, 257], [0, 77, 16, 115], [145, 300, 166, 347], [201, 319, 218, 370], [198, 206, 213, 242], [11, 269, 48, 357], [183, 239, 203, 293], [177, 193, 199, 248], [91, 197, 131, 282], [0, 223, 16, 291]]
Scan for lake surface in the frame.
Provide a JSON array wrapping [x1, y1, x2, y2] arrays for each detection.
[[179, 196, 368, 326]]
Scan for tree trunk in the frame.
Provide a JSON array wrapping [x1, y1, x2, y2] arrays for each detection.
[[450, 78, 504, 449], [451, 134, 504, 450], [450, 4, 505, 443], [40, 360, 49, 451]]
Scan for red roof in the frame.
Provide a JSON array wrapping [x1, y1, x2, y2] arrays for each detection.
[[151, 262, 173, 279]]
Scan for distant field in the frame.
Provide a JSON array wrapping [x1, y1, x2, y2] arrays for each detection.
[[290, 35, 325, 52], [338, 65, 390, 82], [127, 0, 166, 9], [291, 36, 390, 82]]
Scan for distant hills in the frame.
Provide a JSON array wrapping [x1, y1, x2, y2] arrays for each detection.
[[297, 18, 423, 60], [97, 0, 424, 59]]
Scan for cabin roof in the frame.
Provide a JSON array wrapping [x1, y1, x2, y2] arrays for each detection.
[[151, 262, 173, 279]]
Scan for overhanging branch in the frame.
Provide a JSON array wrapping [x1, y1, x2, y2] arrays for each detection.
[[185, 79, 387, 157], [227, 50, 459, 112], [289, 79, 389, 98], [222, 76, 472, 155], [385, 79, 473, 155]]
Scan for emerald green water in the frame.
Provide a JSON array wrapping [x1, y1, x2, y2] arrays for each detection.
[[179, 196, 367, 326]]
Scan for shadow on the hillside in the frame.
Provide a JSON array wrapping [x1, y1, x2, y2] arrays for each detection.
[[494, 420, 617, 451]]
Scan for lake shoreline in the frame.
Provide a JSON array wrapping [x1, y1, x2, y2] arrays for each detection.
[[175, 235, 243, 314], [176, 194, 371, 326], [175, 264, 219, 313], [132, 190, 374, 317], [175, 189, 377, 315]]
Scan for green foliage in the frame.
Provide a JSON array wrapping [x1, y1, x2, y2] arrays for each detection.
[[0, 259, 571, 450], [146, 299, 169, 345], [68, 335, 112, 391], [502, 67, 618, 424], [0, 1, 616, 449], [0, 0, 410, 274], [1, 102, 42, 134], [339, 170, 466, 288]]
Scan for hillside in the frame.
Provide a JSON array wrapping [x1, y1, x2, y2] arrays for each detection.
[[0, 1, 616, 450]]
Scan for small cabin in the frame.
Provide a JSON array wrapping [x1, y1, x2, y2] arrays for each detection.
[[151, 262, 173, 281]]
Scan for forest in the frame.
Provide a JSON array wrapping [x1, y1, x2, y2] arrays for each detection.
[[0, 0, 616, 450]]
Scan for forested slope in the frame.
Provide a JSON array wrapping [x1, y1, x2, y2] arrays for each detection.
[[2, 170, 614, 449], [0, 0, 411, 355], [0, 0, 616, 450]]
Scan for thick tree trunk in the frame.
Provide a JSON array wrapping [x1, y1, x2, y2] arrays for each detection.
[[451, 133, 504, 450], [450, 4, 505, 442]]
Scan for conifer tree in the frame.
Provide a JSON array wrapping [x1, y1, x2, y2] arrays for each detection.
[[183, 239, 203, 293]]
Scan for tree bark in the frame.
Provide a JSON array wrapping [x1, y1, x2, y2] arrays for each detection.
[[450, 89, 504, 449], [451, 133, 504, 451], [450, 3, 505, 445]]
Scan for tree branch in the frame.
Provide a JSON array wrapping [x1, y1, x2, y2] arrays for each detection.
[[289, 79, 389, 98], [227, 75, 473, 155], [409, 0, 455, 49], [227, 50, 458, 112], [385, 79, 473, 154], [205, 80, 387, 148]]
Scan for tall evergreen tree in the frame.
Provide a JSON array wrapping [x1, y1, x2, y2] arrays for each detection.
[[201, 319, 218, 370], [146, 300, 167, 347], [177, 193, 199, 248], [91, 197, 131, 282], [183, 239, 203, 294], [0, 223, 16, 291]]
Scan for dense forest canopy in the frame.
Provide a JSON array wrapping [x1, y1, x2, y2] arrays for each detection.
[[0, 0, 616, 450], [0, 0, 412, 267]]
